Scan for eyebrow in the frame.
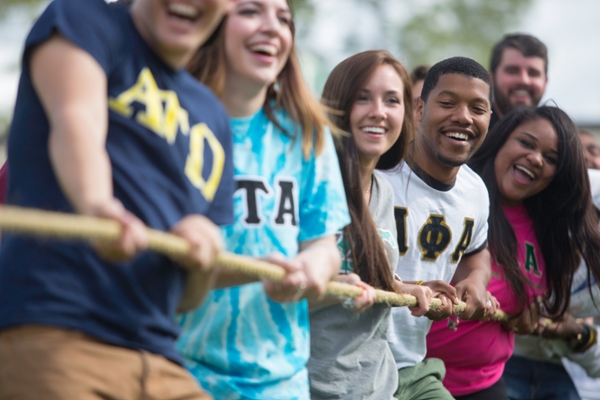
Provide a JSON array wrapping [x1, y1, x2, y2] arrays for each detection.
[[359, 88, 401, 96], [238, 1, 291, 13], [436, 90, 489, 105], [522, 132, 559, 155]]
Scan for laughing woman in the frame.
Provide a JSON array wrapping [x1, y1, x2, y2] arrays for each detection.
[[175, 0, 351, 399], [307, 50, 438, 400], [426, 106, 600, 400]]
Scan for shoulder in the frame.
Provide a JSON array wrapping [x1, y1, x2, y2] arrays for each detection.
[[378, 162, 408, 184], [456, 165, 489, 205], [25, 0, 125, 72], [373, 170, 394, 198], [371, 170, 397, 221], [456, 164, 486, 190], [457, 166, 490, 226]]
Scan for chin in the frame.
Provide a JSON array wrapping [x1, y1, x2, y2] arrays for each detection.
[[437, 153, 468, 168], [153, 35, 197, 58]]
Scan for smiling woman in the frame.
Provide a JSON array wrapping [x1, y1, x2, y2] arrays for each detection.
[[307, 50, 437, 400], [494, 117, 558, 206], [426, 106, 600, 399], [176, 0, 351, 398]]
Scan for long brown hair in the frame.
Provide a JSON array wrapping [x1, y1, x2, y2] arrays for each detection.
[[470, 106, 600, 317], [321, 50, 414, 291], [187, 0, 332, 158]]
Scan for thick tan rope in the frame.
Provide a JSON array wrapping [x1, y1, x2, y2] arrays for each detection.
[[0, 206, 508, 321]]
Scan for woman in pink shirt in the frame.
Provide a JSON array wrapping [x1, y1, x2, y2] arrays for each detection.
[[426, 106, 600, 400]]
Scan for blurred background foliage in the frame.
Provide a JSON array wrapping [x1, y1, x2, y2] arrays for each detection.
[[397, 0, 533, 67], [0, 0, 533, 141], [0, 0, 46, 18]]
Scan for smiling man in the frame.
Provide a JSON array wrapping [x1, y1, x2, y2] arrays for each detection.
[[488, 34, 548, 129], [381, 57, 494, 400], [0, 0, 234, 398]]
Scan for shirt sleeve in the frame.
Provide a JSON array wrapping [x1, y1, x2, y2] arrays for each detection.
[[465, 180, 490, 255], [298, 128, 350, 242], [23, 0, 124, 75], [205, 110, 235, 226]]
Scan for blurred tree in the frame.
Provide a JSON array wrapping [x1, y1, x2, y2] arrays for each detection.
[[291, 0, 314, 18], [0, 0, 46, 19], [292, 0, 532, 71], [396, 0, 533, 68], [0, 0, 534, 143]]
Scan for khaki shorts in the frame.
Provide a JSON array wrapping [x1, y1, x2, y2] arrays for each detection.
[[0, 325, 211, 400]]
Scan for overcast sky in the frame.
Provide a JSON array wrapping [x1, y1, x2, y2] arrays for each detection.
[[1, 0, 599, 124]]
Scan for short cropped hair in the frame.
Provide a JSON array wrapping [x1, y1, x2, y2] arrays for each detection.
[[420, 56, 492, 103], [410, 65, 429, 84], [490, 33, 548, 74]]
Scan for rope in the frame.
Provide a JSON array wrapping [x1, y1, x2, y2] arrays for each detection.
[[0, 205, 508, 321]]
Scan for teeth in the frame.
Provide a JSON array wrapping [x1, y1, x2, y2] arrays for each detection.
[[249, 44, 277, 56], [512, 90, 530, 97], [167, 3, 198, 19], [515, 165, 535, 179], [445, 132, 469, 141], [362, 127, 386, 134]]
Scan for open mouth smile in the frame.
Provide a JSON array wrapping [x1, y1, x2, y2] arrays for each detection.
[[167, 2, 200, 23], [513, 164, 536, 183], [361, 126, 387, 136], [249, 43, 278, 57], [442, 128, 474, 143]]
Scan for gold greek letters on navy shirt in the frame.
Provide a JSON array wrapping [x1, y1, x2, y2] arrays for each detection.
[[108, 68, 224, 201], [394, 206, 476, 263]]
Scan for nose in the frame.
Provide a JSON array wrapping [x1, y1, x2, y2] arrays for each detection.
[[260, 10, 283, 34], [368, 99, 386, 120], [450, 105, 473, 125], [517, 69, 531, 85], [527, 150, 543, 167]]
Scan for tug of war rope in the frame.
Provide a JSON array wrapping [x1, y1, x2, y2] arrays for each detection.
[[0, 205, 509, 322]]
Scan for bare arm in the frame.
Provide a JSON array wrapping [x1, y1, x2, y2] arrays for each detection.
[[258, 236, 341, 303], [451, 248, 492, 319], [307, 273, 376, 313], [173, 215, 224, 312], [293, 235, 341, 300], [33, 34, 111, 215], [212, 235, 340, 301], [31, 34, 147, 258]]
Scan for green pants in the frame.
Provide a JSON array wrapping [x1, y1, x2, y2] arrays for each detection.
[[394, 358, 454, 400]]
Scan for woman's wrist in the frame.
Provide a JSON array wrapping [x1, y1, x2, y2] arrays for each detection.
[[567, 323, 597, 353]]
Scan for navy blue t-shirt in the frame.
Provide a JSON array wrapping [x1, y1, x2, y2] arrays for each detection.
[[0, 0, 234, 364]]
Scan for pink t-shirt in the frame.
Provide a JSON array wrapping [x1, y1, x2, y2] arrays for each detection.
[[426, 204, 546, 397]]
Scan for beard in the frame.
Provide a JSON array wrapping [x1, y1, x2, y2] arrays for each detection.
[[421, 136, 470, 168], [493, 81, 542, 116]]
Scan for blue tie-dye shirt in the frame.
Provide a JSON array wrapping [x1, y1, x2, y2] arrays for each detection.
[[177, 108, 350, 400]]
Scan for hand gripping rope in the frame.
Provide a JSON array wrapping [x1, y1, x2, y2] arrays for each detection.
[[0, 206, 508, 321]]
